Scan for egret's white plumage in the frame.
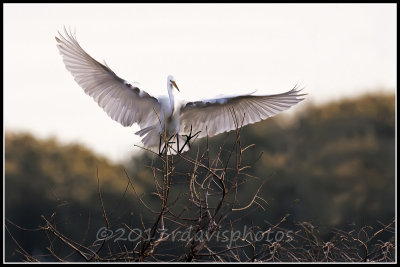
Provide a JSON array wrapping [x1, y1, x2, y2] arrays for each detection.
[[56, 28, 305, 154]]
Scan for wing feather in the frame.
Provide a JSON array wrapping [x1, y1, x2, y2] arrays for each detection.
[[56, 27, 161, 128], [179, 87, 305, 138]]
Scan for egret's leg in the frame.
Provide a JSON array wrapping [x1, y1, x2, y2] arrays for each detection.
[[176, 134, 180, 154], [179, 127, 192, 153], [158, 135, 169, 156], [179, 139, 187, 154], [179, 126, 201, 153], [158, 135, 162, 156], [184, 130, 201, 150]]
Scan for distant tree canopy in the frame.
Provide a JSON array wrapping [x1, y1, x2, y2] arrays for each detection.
[[5, 92, 395, 261]]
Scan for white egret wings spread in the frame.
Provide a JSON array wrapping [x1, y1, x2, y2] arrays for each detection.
[[55, 29, 161, 129], [180, 87, 305, 138], [56, 28, 305, 154]]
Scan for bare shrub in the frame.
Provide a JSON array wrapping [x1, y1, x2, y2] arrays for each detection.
[[6, 122, 395, 262]]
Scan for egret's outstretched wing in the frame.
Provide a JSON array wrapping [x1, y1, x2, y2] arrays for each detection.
[[56, 28, 161, 128], [179, 87, 305, 138]]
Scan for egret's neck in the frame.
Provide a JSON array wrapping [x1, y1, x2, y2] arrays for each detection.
[[167, 84, 175, 114]]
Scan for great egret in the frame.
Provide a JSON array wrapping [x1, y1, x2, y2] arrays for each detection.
[[56, 28, 305, 155]]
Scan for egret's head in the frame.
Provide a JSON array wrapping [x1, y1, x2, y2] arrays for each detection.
[[167, 75, 180, 92]]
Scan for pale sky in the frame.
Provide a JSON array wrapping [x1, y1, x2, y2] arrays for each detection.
[[4, 4, 396, 162]]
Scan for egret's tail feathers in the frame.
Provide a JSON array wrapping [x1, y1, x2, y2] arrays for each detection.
[[137, 127, 190, 155], [135, 126, 156, 137], [140, 127, 160, 150]]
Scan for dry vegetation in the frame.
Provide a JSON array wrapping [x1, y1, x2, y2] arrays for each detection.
[[5, 93, 396, 262]]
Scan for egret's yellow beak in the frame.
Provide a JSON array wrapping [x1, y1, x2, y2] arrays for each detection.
[[171, 80, 180, 92]]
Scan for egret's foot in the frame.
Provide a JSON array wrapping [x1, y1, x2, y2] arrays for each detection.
[[158, 135, 163, 155], [178, 126, 201, 154]]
